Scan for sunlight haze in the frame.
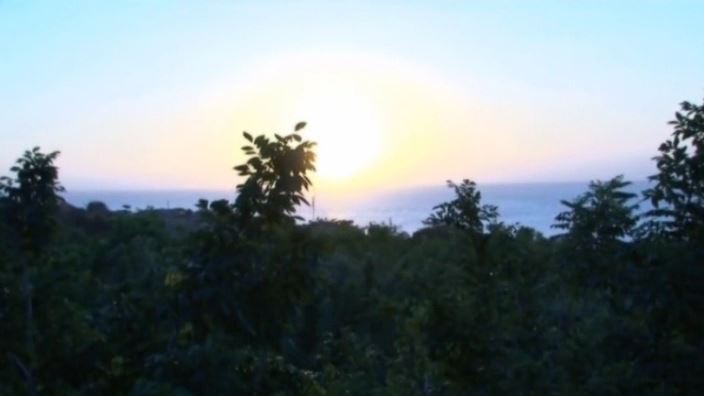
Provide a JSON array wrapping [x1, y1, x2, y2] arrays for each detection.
[[2, 1, 704, 195]]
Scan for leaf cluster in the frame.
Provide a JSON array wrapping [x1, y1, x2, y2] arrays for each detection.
[[233, 122, 316, 226]]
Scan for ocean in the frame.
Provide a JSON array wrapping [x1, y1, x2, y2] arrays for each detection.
[[62, 181, 650, 236]]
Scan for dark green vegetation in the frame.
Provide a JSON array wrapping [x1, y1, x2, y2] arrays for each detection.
[[1, 99, 703, 395]]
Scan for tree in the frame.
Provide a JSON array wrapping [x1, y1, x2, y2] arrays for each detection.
[[424, 179, 498, 234], [0, 147, 64, 253], [0, 147, 64, 396], [156, 124, 319, 392], [553, 175, 637, 246], [232, 121, 316, 227], [644, 97, 704, 241]]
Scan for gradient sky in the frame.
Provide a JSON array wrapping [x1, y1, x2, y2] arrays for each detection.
[[1, 1, 703, 193]]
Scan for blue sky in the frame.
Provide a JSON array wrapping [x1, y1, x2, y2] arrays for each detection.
[[1, 1, 703, 190]]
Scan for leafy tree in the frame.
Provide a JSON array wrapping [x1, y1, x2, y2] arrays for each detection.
[[0, 147, 64, 396], [149, 124, 319, 393], [183, 123, 318, 343], [0, 147, 64, 253], [644, 97, 704, 240], [639, 98, 704, 392], [424, 179, 498, 234], [233, 121, 316, 227], [553, 175, 638, 246]]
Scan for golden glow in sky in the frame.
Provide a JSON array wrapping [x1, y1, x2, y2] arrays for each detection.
[[3, 2, 702, 191], [293, 84, 383, 181], [220, 52, 487, 196], [19, 49, 657, 193]]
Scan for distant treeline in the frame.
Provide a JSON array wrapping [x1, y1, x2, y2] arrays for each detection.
[[1, 100, 703, 395]]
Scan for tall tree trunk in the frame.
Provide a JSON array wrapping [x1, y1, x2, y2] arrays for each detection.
[[21, 257, 36, 396]]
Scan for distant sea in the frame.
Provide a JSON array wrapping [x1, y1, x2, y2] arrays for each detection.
[[63, 181, 650, 236]]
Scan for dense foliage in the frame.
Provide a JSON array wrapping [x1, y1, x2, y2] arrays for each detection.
[[1, 99, 703, 395]]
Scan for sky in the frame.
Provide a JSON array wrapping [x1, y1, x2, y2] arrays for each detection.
[[1, 1, 703, 195]]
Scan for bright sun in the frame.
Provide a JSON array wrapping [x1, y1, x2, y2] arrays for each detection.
[[294, 87, 383, 181]]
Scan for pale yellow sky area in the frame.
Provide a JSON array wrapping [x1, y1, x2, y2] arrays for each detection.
[[168, 52, 577, 198], [43, 51, 658, 196], [3, 2, 700, 196]]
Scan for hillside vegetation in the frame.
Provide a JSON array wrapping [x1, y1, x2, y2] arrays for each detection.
[[1, 100, 703, 395]]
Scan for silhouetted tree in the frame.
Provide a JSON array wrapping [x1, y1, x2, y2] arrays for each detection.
[[644, 97, 704, 241], [0, 147, 64, 253], [0, 147, 63, 396], [424, 179, 498, 234], [233, 121, 316, 227], [553, 175, 638, 246], [155, 124, 320, 393]]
